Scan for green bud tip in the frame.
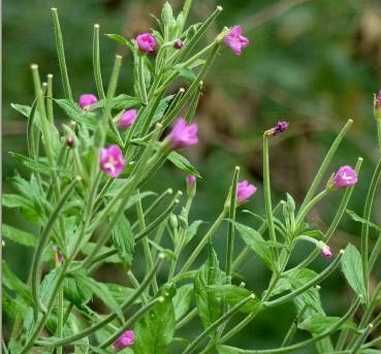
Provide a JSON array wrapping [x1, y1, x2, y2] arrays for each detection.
[[249, 294, 255, 299], [94, 24, 100, 29], [217, 5, 223, 11], [156, 122, 163, 129], [167, 188, 173, 194], [75, 176, 82, 182], [369, 323, 374, 329], [30, 64, 38, 70], [158, 296, 165, 303], [42, 82, 48, 88], [179, 87, 185, 93], [174, 199, 180, 204], [235, 166, 240, 172], [158, 252, 166, 259], [339, 249, 345, 255], [47, 74, 53, 79], [51, 7, 57, 12], [116, 54, 123, 60], [177, 190, 184, 196], [239, 282, 246, 287]]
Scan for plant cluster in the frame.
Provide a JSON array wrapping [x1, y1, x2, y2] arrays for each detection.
[[3, 1, 381, 353]]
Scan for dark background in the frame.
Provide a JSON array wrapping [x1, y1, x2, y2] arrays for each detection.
[[3, 0, 381, 352]]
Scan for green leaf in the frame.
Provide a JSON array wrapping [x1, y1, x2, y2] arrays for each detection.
[[167, 151, 201, 177], [194, 246, 227, 334], [75, 273, 124, 320], [2, 262, 33, 306], [134, 293, 176, 354], [172, 284, 193, 320], [152, 95, 175, 123], [63, 274, 93, 308], [207, 285, 259, 313], [105, 34, 135, 51], [11, 103, 32, 117], [298, 314, 355, 334], [341, 244, 367, 301], [234, 222, 274, 270], [186, 220, 204, 241], [105, 283, 141, 305], [111, 215, 135, 265], [2, 224, 36, 247], [346, 209, 381, 232], [54, 99, 97, 129]]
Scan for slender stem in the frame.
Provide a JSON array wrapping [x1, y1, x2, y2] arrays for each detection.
[[137, 189, 158, 293], [295, 189, 329, 225], [262, 134, 278, 261], [51, 8, 73, 101], [263, 250, 343, 308], [46, 74, 54, 122], [183, 295, 255, 354], [348, 324, 373, 354], [99, 297, 163, 348], [180, 208, 228, 273], [93, 24, 105, 100], [30, 178, 79, 317], [361, 157, 381, 301], [218, 300, 360, 354], [176, 308, 198, 330], [299, 119, 353, 212], [225, 167, 239, 277], [37, 257, 164, 348]]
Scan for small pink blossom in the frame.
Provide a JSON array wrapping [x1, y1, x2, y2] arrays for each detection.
[[186, 175, 196, 187], [270, 121, 289, 136], [79, 94, 97, 109], [113, 330, 135, 350], [333, 166, 358, 189], [167, 118, 198, 150], [224, 26, 250, 56], [321, 245, 333, 258], [236, 180, 257, 203], [118, 109, 137, 129], [136, 33, 157, 53], [375, 90, 381, 110], [100, 145, 125, 178]]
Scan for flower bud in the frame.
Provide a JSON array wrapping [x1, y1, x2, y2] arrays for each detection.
[[174, 39, 184, 49], [113, 330, 135, 350], [167, 118, 198, 150], [328, 165, 358, 190], [136, 32, 157, 53], [236, 180, 257, 204], [374, 90, 381, 120], [118, 109, 137, 129], [66, 136, 75, 148], [79, 94, 97, 110], [224, 25, 250, 56]]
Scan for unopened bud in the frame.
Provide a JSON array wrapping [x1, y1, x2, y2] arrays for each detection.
[[66, 136, 75, 148], [374, 90, 381, 120], [174, 39, 184, 49]]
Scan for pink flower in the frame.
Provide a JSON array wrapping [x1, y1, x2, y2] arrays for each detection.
[[270, 121, 289, 136], [79, 94, 97, 109], [375, 90, 381, 110], [113, 330, 135, 350], [236, 180, 257, 203], [224, 26, 250, 56], [186, 175, 196, 187], [118, 109, 137, 129], [100, 145, 125, 178], [321, 245, 333, 259], [333, 166, 358, 189], [136, 33, 157, 53], [167, 118, 198, 150]]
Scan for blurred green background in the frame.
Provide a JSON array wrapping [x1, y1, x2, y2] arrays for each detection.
[[3, 0, 381, 352]]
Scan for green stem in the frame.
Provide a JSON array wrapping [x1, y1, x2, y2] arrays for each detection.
[[300, 119, 353, 212], [180, 208, 228, 273], [136, 189, 158, 293], [30, 177, 79, 318], [225, 167, 240, 277], [361, 157, 381, 301], [93, 24, 105, 100], [183, 294, 255, 354], [51, 8, 73, 101], [295, 189, 329, 225], [37, 257, 164, 348], [262, 134, 278, 262], [46, 73, 54, 122], [99, 297, 163, 348], [263, 250, 343, 308]]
